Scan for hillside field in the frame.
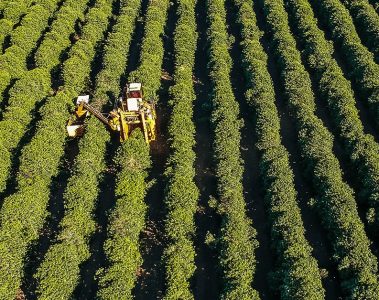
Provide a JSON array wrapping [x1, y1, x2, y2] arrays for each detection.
[[0, 0, 379, 299]]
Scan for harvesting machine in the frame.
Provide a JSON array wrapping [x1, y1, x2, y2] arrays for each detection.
[[67, 83, 156, 143]]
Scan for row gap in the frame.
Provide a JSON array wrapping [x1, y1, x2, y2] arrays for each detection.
[[26, 0, 67, 70], [192, 0, 223, 298], [224, 0, 275, 298], [305, 0, 379, 259], [19, 0, 121, 297], [133, 0, 177, 298], [306, 0, 379, 141], [254, 0, 343, 298], [20, 137, 80, 300]]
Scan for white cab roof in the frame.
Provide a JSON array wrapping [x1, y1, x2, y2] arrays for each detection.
[[76, 95, 90, 104], [128, 82, 142, 91]]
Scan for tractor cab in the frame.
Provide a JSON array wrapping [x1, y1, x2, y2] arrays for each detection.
[[67, 82, 156, 143], [120, 82, 143, 112], [126, 82, 143, 99], [119, 83, 155, 122], [116, 82, 156, 142]]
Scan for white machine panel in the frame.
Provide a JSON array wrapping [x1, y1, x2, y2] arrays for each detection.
[[127, 98, 139, 111], [76, 95, 90, 105], [128, 82, 142, 91], [67, 125, 81, 137]]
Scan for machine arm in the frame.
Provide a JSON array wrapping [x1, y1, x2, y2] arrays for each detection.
[[67, 85, 156, 143], [81, 102, 111, 127], [67, 97, 119, 138]]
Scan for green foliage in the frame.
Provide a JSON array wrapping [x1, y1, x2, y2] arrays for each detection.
[[2, 0, 34, 22], [97, 0, 169, 296], [129, 0, 170, 99], [0, 91, 70, 300], [340, 0, 379, 60], [232, 0, 325, 298], [10, 2, 57, 50], [0, 0, 62, 104], [0, 182, 50, 298], [0, 45, 27, 83], [262, 0, 379, 298], [0, 0, 10, 13], [35, 0, 89, 70], [206, 0, 259, 298], [0, 20, 13, 49], [285, 0, 379, 244], [0, 1, 114, 298], [28, 0, 146, 297], [33, 1, 124, 298], [94, 0, 142, 104], [97, 131, 151, 299], [0, 68, 51, 188], [0, 0, 92, 194], [0, 0, 35, 46], [162, 0, 199, 298], [35, 118, 109, 300], [310, 0, 379, 128]]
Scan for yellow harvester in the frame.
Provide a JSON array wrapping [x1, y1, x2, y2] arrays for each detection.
[[67, 83, 156, 143]]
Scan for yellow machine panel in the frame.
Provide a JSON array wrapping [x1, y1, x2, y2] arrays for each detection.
[[66, 83, 156, 143]]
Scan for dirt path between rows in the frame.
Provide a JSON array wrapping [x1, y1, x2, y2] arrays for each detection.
[[253, 0, 343, 298], [133, 1, 177, 298], [306, 0, 379, 257], [21, 139, 79, 299], [192, 0, 222, 298], [224, 0, 276, 298], [305, 0, 379, 141]]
